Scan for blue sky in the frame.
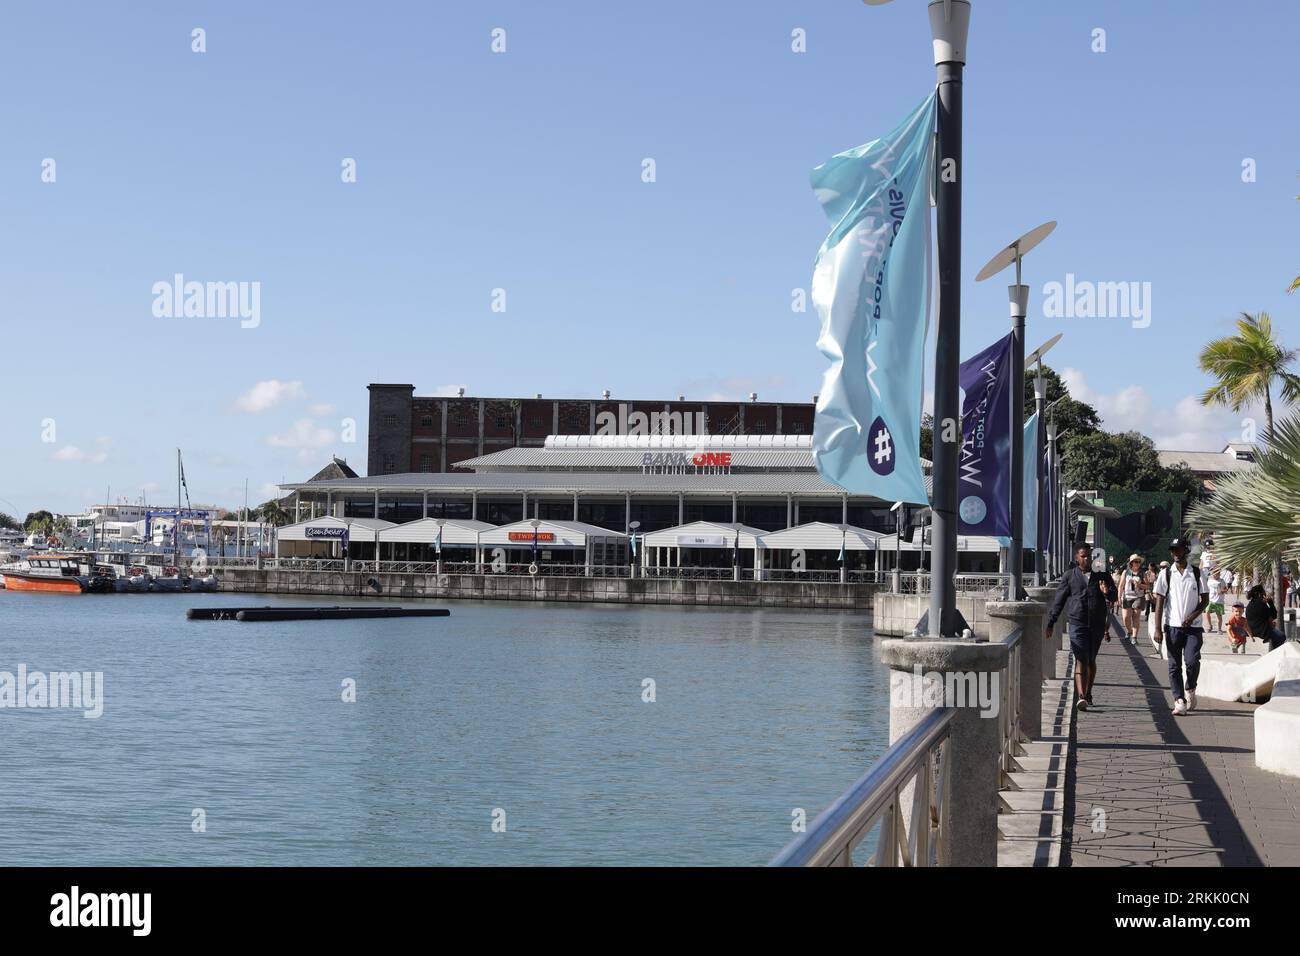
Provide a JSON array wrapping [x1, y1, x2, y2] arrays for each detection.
[[1, 0, 1296, 517]]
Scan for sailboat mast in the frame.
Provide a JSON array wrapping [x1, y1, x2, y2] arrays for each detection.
[[175, 448, 181, 566]]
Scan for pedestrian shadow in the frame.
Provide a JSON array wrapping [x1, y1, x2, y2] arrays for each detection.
[[1066, 637, 1263, 866]]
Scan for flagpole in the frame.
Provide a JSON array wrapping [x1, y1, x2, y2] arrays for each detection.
[[927, 0, 970, 637]]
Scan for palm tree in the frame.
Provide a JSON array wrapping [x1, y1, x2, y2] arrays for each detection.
[[1189, 412, 1300, 566], [258, 500, 291, 526], [1198, 312, 1300, 600], [1198, 311, 1300, 438]]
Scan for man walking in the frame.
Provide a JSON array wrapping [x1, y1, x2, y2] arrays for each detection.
[[1047, 544, 1113, 711], [1151, 538, 1209, 716]]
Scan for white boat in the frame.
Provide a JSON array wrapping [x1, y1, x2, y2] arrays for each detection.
[[189, 572, 219, 591]]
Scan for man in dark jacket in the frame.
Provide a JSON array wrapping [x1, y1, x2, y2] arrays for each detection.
[[1048, 544, 1113, 711], [1245, 584, 1286, 651]]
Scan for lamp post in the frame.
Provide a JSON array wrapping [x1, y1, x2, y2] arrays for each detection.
[[530, 517, 541, 573], [435, 517, 445, 578], [629, 520, 641, 579], [975, 222, 1056, 602], [865, 0, 969, 634]]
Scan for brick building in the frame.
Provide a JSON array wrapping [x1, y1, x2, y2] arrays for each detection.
[[367, 384, 817, 476]]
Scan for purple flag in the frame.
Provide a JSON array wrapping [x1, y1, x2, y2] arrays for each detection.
[[957, 332, 1013, 536]]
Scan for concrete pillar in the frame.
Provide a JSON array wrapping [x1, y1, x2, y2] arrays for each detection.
[[879, 638, 1009, 867], [471, 492, 478, 521], [731, 494, 738, 524], [422, 492, 428, 519], [373, 491, 379, 519], [573, 493, 579, 521], [294, 492, 300, 523], [678, 493, 684, 526], [786, 495, 793, 529], [625, 492, 631, 533], [521, 491, 527, 519], [1025, 585, 1060, 682], [986, 601, 1047, 741]]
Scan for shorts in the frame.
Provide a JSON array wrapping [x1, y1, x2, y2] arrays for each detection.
[[1067, 619, 1105, 663], [1207, 602, 1224, 615], [1123, 596, 1144, 610]]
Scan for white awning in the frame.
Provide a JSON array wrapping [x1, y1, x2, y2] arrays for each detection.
[[478, 519, 626, 548], [759, 522, 884, 551], [377, 518, 495, 545], [642, 520, 766, 550], [276, 516, 395, 542]]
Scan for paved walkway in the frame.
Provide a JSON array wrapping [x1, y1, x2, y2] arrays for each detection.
[[1066, 634, 1300, 866]]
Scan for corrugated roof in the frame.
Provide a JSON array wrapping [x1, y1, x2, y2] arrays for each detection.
[[1157, 450, 1255, 474], [642, 521, 766, 549], [283, 471, 934, 499], [759, 522, 885, 551]]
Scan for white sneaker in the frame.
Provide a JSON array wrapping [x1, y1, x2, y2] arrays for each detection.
[[1187, 690, 1197, 712], [1173, 699, 1187, 716]]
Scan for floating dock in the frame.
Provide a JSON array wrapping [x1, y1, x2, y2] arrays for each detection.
[[187, 606, 450, 622]]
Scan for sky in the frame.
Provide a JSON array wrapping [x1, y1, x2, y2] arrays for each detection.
[[0, 0, 1296, 519]]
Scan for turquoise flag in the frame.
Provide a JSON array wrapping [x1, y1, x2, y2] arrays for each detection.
[[1022, 412, 1039, 550], [810, 92, 937, 506]]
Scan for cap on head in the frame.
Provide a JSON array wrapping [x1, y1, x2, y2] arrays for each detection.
[[1169, 538, 1189, 552], [1160, 560, 1170, 567]]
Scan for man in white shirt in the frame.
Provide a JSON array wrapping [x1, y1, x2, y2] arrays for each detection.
[[1151, 538, 1210, 716]]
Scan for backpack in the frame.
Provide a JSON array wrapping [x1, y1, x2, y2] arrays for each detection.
[[1160, 564, 1201, 624]]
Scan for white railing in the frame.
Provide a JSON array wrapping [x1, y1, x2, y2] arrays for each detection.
[[770, 708, 954, 867]]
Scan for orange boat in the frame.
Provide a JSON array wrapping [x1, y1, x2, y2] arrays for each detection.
[[0, 555, 93, 593]]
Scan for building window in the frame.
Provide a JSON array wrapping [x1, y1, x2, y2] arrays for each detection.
[[753, 420, 768, 434], [383, 414, 398, 427], [495, 416, 508, 429], [420, 415, 434, 428], [419, 454, 432, 471], [382, 454, 396, 474], [792, 421, 806, 433]]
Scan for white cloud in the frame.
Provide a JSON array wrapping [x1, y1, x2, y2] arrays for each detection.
[[1059, 368, 1264, 451], [307, 403, 335, 416], [257, 482, 283, 499], [234, 380, 306, 413], [51, 441, 109, 464], [264, 419, 335, 451]]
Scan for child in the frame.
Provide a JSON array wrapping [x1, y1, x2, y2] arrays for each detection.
[[1227, 602, 1249, 654]]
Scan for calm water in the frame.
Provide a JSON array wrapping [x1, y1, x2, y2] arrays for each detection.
[[0, 591, 888, 865]]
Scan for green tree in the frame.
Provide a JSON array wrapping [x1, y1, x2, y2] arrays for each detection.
[[23, 510, 54, 534], [919, 413, 934, 461], [1198, 311, 1300, 439], [1024, 365, 1102, 436], [257, 500, 291, 526], [0, 512, 18, 530], [1189, 412, 1300, 568], [1199, 311, 1300, 599], [1062, 431, 1200, 498]]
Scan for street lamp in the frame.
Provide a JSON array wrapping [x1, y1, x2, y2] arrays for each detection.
[[629, 520, 641, 579], [529, 517, 541, 573], [435, 517, 445, 577], [1026, 333, 1062, 585], [976, 220, 1057, 602]]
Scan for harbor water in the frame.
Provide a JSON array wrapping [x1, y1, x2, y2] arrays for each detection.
[[0, 592, 889, 865]]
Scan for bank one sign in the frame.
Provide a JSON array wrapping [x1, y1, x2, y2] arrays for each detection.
[[642, 451, 733, 469]]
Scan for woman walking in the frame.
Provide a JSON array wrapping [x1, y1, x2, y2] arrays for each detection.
[[1119, 554, 1146, 641]]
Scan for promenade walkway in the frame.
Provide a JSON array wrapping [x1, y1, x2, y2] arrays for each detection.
[[1066, 634, 1300, 866]]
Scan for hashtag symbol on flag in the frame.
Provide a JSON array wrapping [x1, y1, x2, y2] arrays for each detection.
[[873, 427, 893, 465]]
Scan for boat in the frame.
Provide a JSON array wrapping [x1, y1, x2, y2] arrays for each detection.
[[114, 564, 152, 593], [189, 571, 219, 591], [149, 565, 186, 592], [0, 555, 94, 593]]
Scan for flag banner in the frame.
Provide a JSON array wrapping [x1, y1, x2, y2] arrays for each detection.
[[1039, 445, 1052, 560], [957, 332, 1014, 536], [1022, 411, 1039, 549], [810, 91, 937, 506]]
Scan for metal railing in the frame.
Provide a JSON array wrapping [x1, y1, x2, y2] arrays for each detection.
[[898, 572, 1011, 599], [770, 708, 954, 867], [997, 627, 1024, 782]]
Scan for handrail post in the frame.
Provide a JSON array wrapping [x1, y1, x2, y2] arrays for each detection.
[[879, 637, 1008, 866], [987, 604, 1046, 740], [1024, 585, 1060, 680]]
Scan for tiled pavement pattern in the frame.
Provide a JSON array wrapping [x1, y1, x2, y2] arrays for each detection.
[[1067, 634, 1300, 866]]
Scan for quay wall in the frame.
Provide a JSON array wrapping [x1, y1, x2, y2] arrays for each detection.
[[216, 568, 879, 611]]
